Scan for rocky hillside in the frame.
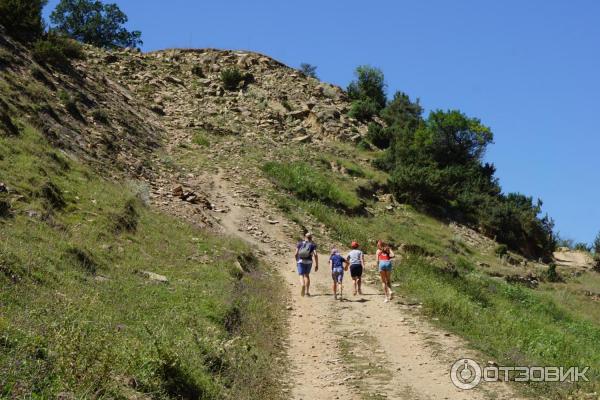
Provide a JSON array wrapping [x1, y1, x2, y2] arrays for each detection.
[[0, 30, 166, 177], [86, 47, 369, 143]]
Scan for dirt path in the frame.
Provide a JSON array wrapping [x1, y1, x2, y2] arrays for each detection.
[[206, 169, 522, 400]]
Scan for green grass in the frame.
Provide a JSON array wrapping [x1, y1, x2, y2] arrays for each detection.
[[262, 161, 363, 213], [272, 191, 451, 255], [192, 129, 210, 147], [0, 126, 285, 399], [394, 256, 600, 398]]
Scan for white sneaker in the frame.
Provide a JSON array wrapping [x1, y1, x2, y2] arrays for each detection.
[[389, 291, 394, 300], [383, 298, 390, 303]]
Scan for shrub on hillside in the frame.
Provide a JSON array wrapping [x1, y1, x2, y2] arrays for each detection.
[[91, 108, 109, 124], [32, 33, 85, 70], [0, 0, 46, 43], [0, 193, 11, 218], [58, 90, 80, 117], [0, 108, 19, 136], [594, 231, 600, 255], [366, 122, 391, 149], [66, 246, 98, 275], [113, 198, 139, 233], [543, 262, 563, 283], [494, 244, 508, 257], [262, 161, 363, 213], [39, 180, 66, 210], [299, 63, 317, 79], [348, 98, 380, 122], [191, 65, 205, 78], [220, 68, 246, 91]]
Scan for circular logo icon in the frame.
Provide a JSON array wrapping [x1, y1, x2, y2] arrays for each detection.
[[451, 358, 482, 389]]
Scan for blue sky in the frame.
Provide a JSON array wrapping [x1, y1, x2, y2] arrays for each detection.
[[43, 0, 599, 244]]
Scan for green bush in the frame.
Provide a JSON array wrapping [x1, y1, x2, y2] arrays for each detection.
[[113, 198, 139, 233], [91, 108, 109, 124], [0, 109, 19, 136], [543, 263, 562, 282], [0, 0, 46, 42], [58, 90, 79, 116], [191, 65, 205, 78], [366, 122, 391, 149], [32, 33, 85, 69], [494, 244, 508, 257], [348, 98, 380, 122], [220, 68, 245, 91], [262, 161, 362, 212]]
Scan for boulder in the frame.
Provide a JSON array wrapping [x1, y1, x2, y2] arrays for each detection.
[[139, 270, 168, 283], [292, 134, 312, 143], [172, 185, 184, 197]]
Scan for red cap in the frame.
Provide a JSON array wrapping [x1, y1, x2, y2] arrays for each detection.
[[351, 241, 359, 249]]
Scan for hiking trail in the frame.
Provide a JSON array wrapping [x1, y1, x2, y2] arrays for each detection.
[[185, 168, 523, 400]]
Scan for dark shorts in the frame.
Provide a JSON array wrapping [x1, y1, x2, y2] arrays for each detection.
[[350, 264, 363, 278]]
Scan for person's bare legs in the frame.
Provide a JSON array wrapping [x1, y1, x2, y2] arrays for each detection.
[[352, 277, 358, 295], [304, 274, 311, 296], [299, 273, 305, 296], [357, 277, 363, 295], [332, 281, 337, 299], [385, 270, 393, 299], [380, 270, 389, 300]]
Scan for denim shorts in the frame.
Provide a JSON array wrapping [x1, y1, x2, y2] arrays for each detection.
[[297, 261, 312, 275], [378, 260, 392, 271]]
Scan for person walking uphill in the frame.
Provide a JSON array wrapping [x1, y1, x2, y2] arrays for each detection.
[[294, 232, 318, 297], [376, 240, 395, 302], [347, 241, 365, 296], [329, 248, 349, 300]]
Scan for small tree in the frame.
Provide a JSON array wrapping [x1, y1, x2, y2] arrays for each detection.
[[0, 0, 47, 42], [50, 0, 142, 49], [347, 65, 386, 110], [299, 63, 317, 79]]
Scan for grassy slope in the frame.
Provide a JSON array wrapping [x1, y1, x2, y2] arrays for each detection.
[[249, 137, 600, 398], [0, 126, 285, 399]]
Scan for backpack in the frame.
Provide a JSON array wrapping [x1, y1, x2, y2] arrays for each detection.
[[298, 241, 313, 259]]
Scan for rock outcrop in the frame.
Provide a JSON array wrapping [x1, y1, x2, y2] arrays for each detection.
[[85, 47, 369, 143]]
